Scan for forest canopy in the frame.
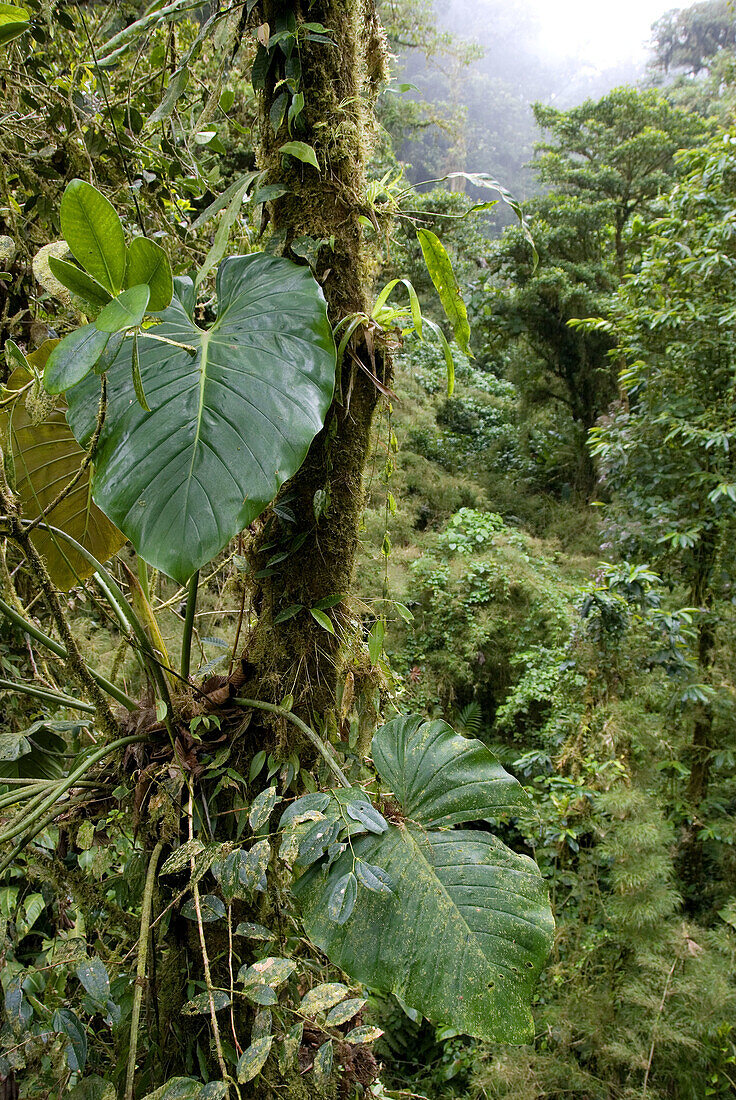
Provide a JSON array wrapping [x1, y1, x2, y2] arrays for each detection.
[[0, 2, 735, 1099]]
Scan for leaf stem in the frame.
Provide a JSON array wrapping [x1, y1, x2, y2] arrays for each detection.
[[187, 786, 230, 1087], [0, 676, 96, 714], [0, 734, 145, 846], [181, 570, 199, 680], [125, 840, 164, 1100], [233, 698, 351, 788], [0, 790, 93, 878], [0, 595, 137, 710]]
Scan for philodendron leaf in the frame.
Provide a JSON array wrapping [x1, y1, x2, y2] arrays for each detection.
[[293, 714, 555, 1043], [60, 180, 126, 294], [124, 237, 173, 311], [1, 367, 126, 590], [95, 284, 150, 333], [65, 254, 336, 583]]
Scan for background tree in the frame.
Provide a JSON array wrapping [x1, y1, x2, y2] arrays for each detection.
[[479, 87, 708, 492], [591, 132, 736, 900], [650, 0, 736, 75]]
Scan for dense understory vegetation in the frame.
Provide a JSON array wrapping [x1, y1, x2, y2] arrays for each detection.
[[0, 0, 735, 1098]]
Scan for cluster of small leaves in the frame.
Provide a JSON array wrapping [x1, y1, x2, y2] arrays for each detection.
[[252, 10, 334, 171], [279, 788, 392, 925], [38, 180, 173, 408]]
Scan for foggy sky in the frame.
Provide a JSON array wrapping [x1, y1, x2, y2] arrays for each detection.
[[527, 0, 682, 67]]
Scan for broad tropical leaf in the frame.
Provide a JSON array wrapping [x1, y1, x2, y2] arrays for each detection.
[[65, 254, 336, 583], [47, 255, 113, 310], [293, 715, 554, 1042], [95, 284, 150, 334], [1, 366, 126, 589]]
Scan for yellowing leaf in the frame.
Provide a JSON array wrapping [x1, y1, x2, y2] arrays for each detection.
[[1, 367, 126, 590]]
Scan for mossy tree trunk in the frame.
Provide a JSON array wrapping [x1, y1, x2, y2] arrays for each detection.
[[238, 0, 390, 733]]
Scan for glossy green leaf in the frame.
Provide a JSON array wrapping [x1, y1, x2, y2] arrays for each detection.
[[0, 3, 29, 46], [2, 368, 126, 590], [293, 714, 555, 1043], [65, 254, 336, 584], [309, 607, 335, 634], [124, 238, 173, 311], [195, 178, 251, 288], [278, 141, 319, 171], [416, 228, 471, 356], [373, 714, 534, 826], [60, 180, 126, 294], [44, 324, 110, 393], [47, 256, 113, 310], [96, 284, 150, 334]]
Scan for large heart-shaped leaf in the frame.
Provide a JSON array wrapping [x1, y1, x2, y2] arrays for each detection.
[[293, 715, 554, 1043], [2, 363, 126, 589], [65, 254, 336, 583]]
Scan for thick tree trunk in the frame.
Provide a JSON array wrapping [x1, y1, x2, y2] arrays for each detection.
[[238, 0, 390, 731]]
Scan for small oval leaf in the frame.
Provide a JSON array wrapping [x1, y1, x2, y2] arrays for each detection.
[[237, 1035, 273, 1083], [96, 284, 150, 333], [344, 1025, 383, 1044], [249, 786, 280, 831], [300, 982, 348, 1016], [181, 894, 226, 922], [327, 872, 357, 924], [44, 324, 110, 393], [325, 997, 366, 1026], [181, 990, 230, 1015]]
